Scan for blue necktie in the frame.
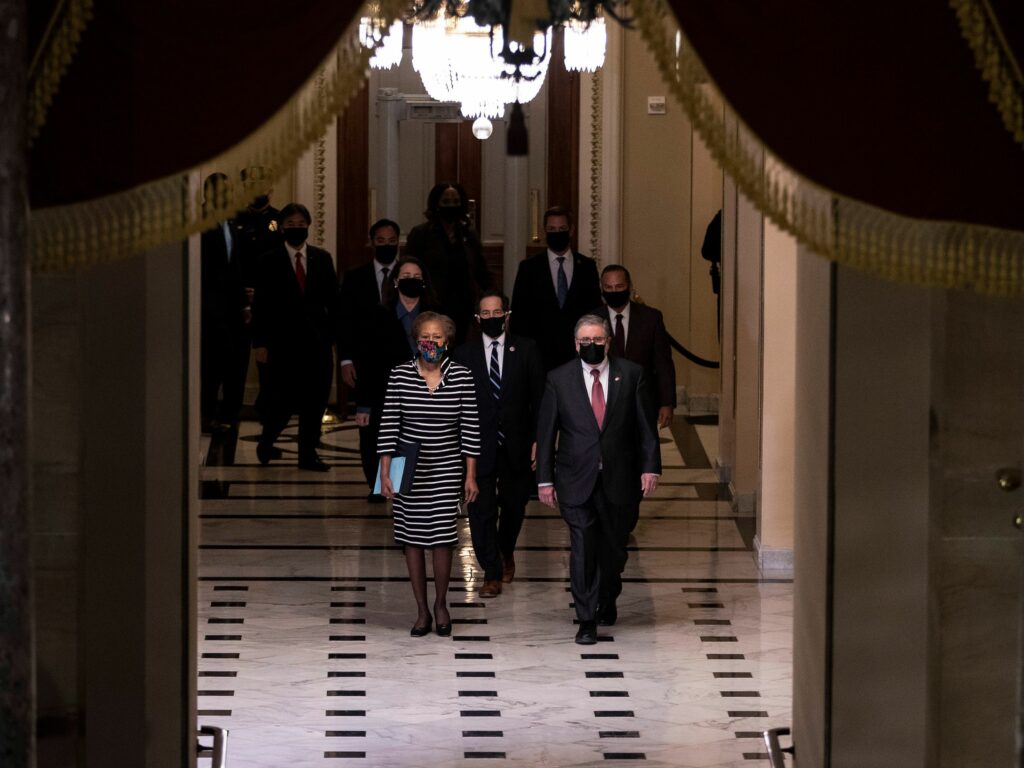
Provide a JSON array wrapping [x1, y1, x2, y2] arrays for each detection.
[[489, 340, 504, 445], [556, 256, 568, 308]]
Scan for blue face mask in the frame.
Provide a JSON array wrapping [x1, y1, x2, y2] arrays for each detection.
[[418, 340, 447, 363]]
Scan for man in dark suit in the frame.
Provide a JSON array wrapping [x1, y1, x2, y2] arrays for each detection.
[[453, 290, 545, 597], [199, 173, 249, 433], [594, 264, 677, 429], [510, 206, 601, 371], [338, 219, 401, 497], [536, 314, 661, 644], [251, 203, 340, 471]]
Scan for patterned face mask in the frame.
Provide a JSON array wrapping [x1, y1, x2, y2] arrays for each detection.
[[417, 340, 447, 363]]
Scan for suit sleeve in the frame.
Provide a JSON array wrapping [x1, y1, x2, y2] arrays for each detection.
[[377, 366, 404, 455], [524, 342, 546, 444], [535, 374, 559, 485], [634, 370, 662, 475], [509, 262, 529, 337], [250, 254, 270, 348], [651, 309, 677, 407]]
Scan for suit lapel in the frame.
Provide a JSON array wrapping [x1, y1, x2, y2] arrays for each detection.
[[501, 339, 515, 391], [602, 358, 622, 431], [571, 362, 602, 434]]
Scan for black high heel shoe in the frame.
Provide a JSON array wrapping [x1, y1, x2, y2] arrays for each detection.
[[410, 615, 433, 637], [434, 607, 452, 637]]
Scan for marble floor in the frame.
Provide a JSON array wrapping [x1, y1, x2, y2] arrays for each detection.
[[197, 417, 792, 767]]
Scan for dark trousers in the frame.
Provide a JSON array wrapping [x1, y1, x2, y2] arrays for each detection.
[[200, 318, 250, 426], [358, 407, 385, 489], [559, 474, 633, 622], [469, 446, 530, 581], [259, 349, 333, 459]]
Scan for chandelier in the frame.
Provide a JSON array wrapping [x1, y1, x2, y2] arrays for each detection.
[[361, 0, 612, 124]]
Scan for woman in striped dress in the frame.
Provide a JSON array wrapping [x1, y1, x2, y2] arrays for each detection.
[[378, 312, 480, 636]]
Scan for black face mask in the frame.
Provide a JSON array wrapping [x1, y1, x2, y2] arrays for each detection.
[[282, 227, 308, 247], [602, 289, 630, 309], [579, 343, 606, 365], [397, 278, 425, 298], [375, 244, 398, 264], [478, 317, 506, 339], [251, 195, 269, 210], [546, 230, 571, 253], [438, 206, 461, 223]]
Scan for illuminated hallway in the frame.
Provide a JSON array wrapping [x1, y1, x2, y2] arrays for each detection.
[[196, 418, 791, 765]]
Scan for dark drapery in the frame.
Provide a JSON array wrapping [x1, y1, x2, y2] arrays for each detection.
[[666, 0, 1024, 232], [30, 0, 362, 208], [31, 0, 1024, 236]]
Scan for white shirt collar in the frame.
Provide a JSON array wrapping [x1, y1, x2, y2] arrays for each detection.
[[482, 331, 506, 346], [548, 248, 571, 264], [608, 301, 630, 320], [285, 241, 306, 259], [581, 355, 610, 376]]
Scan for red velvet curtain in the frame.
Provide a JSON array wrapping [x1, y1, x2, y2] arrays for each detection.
[[31, 0, 1024, 236], [30, 0, 362, 208], [666, 0, 1024, 232]]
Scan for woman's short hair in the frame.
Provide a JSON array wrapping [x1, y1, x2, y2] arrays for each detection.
[[411, 311, 456, 343], [382, 255, 438, 307]]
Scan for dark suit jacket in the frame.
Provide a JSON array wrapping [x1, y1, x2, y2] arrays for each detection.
[[200, 222, 246, 327], [452, 333, 545, 478], [510, 251, 602, 371], [536, 357, 661, 506], [349, 299, 427, 411], [595, 302, 677, 408], [338, 261, 387, 362], [251, 244, 340, 365]]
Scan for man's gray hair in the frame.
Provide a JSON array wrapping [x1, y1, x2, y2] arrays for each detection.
[[574, 313, 612, 338]]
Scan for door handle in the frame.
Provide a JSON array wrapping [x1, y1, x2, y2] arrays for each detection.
[[763, 727, 793, 767]]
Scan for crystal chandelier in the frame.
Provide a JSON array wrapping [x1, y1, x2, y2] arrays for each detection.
[[360, 0, 618, 148]]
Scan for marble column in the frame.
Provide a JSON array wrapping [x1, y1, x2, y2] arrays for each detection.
[[0, 2, 33, 767]]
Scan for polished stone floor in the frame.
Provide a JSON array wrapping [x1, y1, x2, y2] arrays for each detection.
[[197, 417, 792, 767]]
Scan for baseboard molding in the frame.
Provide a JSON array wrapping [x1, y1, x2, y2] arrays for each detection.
[[680, 388, 719, 416], [753, 535, 794, 575], [729, 483, 756, 517]]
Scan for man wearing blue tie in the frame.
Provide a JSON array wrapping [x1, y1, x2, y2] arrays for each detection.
[[453, 291, 545, 597]]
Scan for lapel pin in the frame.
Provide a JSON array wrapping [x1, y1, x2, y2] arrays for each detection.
[[509, 346, 515, 352], [614, 376, 621, 382]]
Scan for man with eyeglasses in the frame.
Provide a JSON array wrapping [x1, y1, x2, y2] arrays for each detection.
[[510, 206, 602, 371], [453, 290, 545, 597], [536, 314, 661, 644]]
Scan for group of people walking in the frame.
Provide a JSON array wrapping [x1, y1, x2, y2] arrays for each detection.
[[200, 177, 677, 644]]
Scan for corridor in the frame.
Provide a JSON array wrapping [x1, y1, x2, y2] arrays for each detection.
[[196, 418, 792, 767]]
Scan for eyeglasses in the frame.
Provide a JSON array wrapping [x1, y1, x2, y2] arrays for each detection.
[[476, 310, 507, 319], [576, 337, 607, 346]]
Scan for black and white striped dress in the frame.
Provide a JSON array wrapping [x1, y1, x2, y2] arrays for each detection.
[[377, 358, 480, 547]]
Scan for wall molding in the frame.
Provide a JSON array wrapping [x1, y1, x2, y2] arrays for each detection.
[[753, 534, 794, 575]]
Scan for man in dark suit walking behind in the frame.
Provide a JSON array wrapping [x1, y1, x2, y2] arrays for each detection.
[[536, 314, 661, 644], [454, 291, 546, 597], [252, 203, 341, 471], [510, 206, 601, 371], [594, 264, 677, 430]]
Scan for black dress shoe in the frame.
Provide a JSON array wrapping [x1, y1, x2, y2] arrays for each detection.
[[598, 601, 617, 627], [298, 455, 330, 472], [256, 442, 274, 466], [436, 621, 452, 637], [575, 621, 598, 645], [410, 615, 433, 637]]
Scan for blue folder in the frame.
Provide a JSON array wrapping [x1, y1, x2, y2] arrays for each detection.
[[373, 442, 419, 496]]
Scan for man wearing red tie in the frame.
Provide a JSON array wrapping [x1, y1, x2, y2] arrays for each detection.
[[251, 203, 341, 471], [535, 315, 661, 644]]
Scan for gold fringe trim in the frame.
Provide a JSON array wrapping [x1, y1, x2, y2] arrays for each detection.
[[29, 1, 405, 273], [28, 0, 95, 145], [950, 0, 1024, 146], [633, 0, 1024, 296], [588, 68, 603, 265]]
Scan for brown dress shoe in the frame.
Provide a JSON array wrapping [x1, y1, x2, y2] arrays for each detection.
[[479, 580, 503, 598], [502, 556, 516, 584]]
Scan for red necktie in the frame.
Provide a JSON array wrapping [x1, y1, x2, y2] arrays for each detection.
[[590, 368, 605, 428], [294, 251, 306, 293]]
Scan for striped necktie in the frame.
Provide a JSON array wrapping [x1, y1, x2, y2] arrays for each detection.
[[489, 340, 504, 445]]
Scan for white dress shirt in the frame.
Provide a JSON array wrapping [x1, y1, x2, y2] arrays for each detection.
[[285, 241, 307, 275], [548, 248, 574, 291], [482, 331, 506, 377]]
